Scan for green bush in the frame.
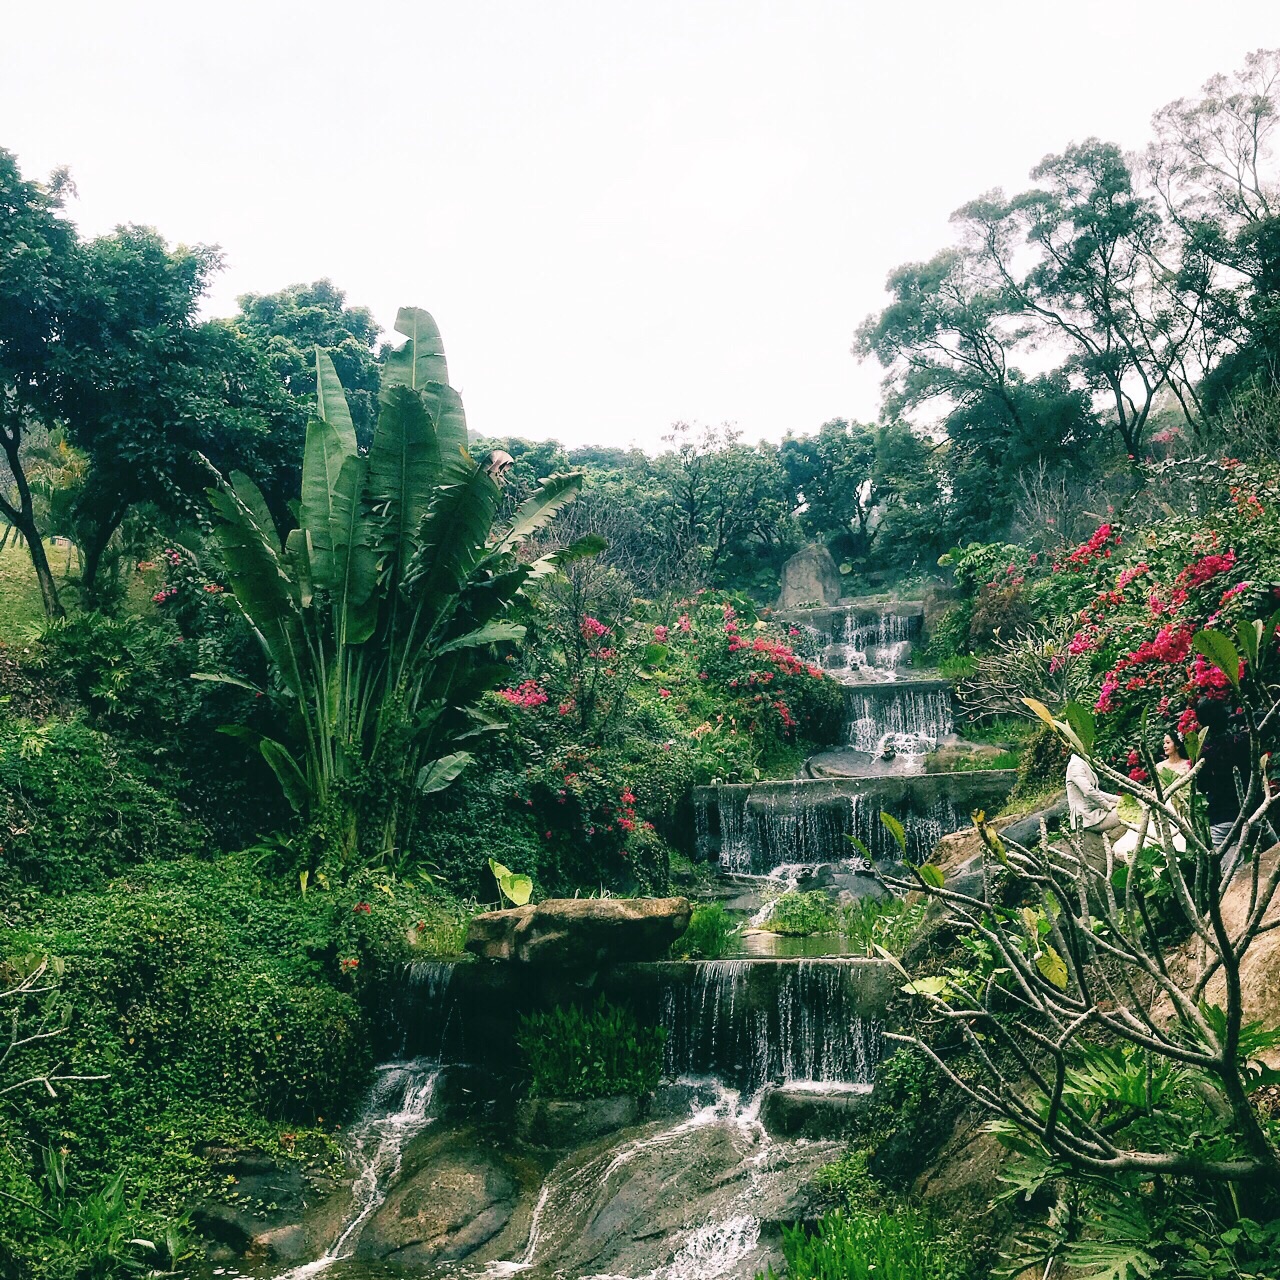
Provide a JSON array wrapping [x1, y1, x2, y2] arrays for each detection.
[[921, 605, 970, 666], [760, 1207, 975, 1280], [675, 902, 739, 958], [838, 897, 926, 957], [0, 717, 202, 893], [762, 891, 836, 936], [1013, 722, 1070, 798], [516, 996, 666, 1099]]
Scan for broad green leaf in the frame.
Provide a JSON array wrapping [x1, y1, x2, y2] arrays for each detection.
[[285, 527, 314, 609], [1236, 618, 1262, 668], [1192, 628, 1242, 688], [915, 863, 945, 889], [258, 737, 310, 815], [846, 835, 872, 860], [299, 869, 309, 897], [880, 811, 907, 852], [902, 975, 949, 997], [207, 476, 305, 699], [1035, 945, 1069, 991], [382, 306, 449, 391], [493, 473, 585, 555], [524, 534, 608, 584], [314, 348, 356, 454], [420, 380, 471, 481], [300, 416, 350, 588], [404, 468, 502, 612], [434, 620, 527, 656], [329, 454, 376, 646], [489, 858, 513, 881], [368, 385, 444, 591], [416, 751, 473, 795], [1062, 701, 1096, 754], [500, 873, 533, 907], [642, 643, 669, 667]]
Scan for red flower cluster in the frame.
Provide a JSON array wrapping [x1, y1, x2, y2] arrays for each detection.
[[1175, 550, 1237, 591], [580, 616, 611, 640], [497, 680, 549, 708], [1061, 523, 1120, 571]]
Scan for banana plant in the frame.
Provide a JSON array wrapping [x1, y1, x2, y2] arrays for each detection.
[[202, 307, 587, 865]]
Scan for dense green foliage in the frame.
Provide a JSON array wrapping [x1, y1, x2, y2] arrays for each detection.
[[516, 997, 667, 1099], [674, 902, 739, 958]]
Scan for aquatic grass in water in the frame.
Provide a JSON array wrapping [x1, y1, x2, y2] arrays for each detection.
[[838, 896, 927, 956], [761, 890, 837, 936], [517, 995, 666, 1099], [676, 901, 740, 958], [759, 1206, 971, 1280]]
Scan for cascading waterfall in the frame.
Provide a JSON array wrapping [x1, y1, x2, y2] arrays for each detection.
[[390, 959, 463, 1061], [845, 686, 953, 755], [661, 960, 881, 1091], [714, 787, 752, 872], [273, 1059, 441, 1280], [804, 608, 916, 683]]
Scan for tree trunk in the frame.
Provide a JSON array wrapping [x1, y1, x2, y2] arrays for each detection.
[[0, 427, 64, 618]]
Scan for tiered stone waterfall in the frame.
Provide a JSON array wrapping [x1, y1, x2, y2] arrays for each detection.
[[695, 599, 1013, 877]]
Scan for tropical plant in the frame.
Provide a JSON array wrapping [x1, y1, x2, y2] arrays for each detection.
[[489, 858, 533, 908], [516, 996, 667, 1099], [882, 619, 1280, 1198], [204, 308, 586, 867]]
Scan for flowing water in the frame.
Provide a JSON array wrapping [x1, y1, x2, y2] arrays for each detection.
[[255, 1060, 441, 1280], [801, 608, 917, 684], [844, 686, 954, 756], [661, 960, 880, 1090]]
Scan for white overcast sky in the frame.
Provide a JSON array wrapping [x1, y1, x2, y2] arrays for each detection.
[[3, 2, 1278, 451]]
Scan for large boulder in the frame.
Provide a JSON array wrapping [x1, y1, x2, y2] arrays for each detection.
[[776, 543, 841, 609], [465, 896, 692, 966], [359, 1127, 520, 1267]]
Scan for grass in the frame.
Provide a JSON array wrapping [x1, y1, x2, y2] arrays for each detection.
[[954, 714, 1039, 747], [936, 654, 977, 680], [0, 539, 75, 643], [760, 1206, 974, 1280], [675, 902, 739, 958], [0, 539, 160, 644]]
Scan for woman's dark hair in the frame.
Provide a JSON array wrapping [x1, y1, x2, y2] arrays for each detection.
[[1195, 697, 1229, 732], [1163, 728, 1187, 758]]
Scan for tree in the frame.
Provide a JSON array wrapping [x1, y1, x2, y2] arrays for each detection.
[[653, 423, 795, 584], [956, 141, 1205, 458], [886, 624, 1280, 1224], [1149, 49, 1280, 406], [780, 419, 879, 560], [0, 149, 77, 616], [51, 227, 304, 598], [205, 309, 586, 867], [236, 280, 382, 449]]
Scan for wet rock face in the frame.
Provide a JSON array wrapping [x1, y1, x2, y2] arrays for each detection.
[[359, 1127, 520, 1266], [465, 896, 692, 966], [777, 543, 842, 609], [516, 1095, 643, 1148]]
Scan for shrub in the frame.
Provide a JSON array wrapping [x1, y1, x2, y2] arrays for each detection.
[[922, 605, 970, 666], [0, 717, 202, 892], [1012, 722, 1069, 798], [516, 996, 666, 1099], [759, 1206, 975, 1280], [763, 891, 836, 936], [966, 579, 1032, 649], [676, 902, 738, 958], [838, 897, 926, 957]]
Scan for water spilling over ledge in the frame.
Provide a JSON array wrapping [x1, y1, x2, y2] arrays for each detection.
[[693, 771, 1016, 873], [384, 955, 895, 1086]]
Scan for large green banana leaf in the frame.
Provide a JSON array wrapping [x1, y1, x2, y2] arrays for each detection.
[[402, 468, 502, 613], [419, 381, 471, 481], [329, 454, 377, 647], [207, 475, 305, 700], [382, 306, 449, 391], [314, 349, 357, 453], [492, 472, 586, 554], [301, 416, 352, 589], [367, 385, 443, 590]]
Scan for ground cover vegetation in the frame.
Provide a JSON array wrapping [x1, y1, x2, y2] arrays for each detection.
[[1, 46, 1280, 1280]]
